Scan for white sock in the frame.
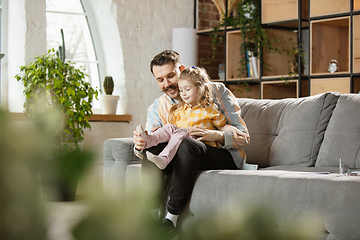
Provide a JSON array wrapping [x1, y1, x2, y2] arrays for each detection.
[[146, 152, 168, 170], [165, 212, 179, 227]]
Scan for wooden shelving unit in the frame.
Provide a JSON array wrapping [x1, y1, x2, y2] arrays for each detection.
[[197, 0, 360, 99], [261, 29, 298, 77], [261, 80, 299, 99], [227, 82, 261, 99], [226, 30, 261, 80], [310, 0, 350, 17], [262, 0, 309, 25], [308, 0, 360, 95], [257, 0, 309, 99], [311, 77, 351, 95], [310, 17, 350, 75]]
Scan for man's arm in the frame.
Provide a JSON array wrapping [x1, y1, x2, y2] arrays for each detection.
[[213, 82, 250, 149]]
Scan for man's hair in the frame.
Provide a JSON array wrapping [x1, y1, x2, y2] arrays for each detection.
[[150, 50, 181, 75]]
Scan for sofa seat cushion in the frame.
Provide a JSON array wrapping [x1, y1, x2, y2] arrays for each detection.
[[189, 168, 360, 238], [189, 170, 292, 218], [315, 94, 360, 168], [126, 163, 360, 239], [237, 92, 339, 168]]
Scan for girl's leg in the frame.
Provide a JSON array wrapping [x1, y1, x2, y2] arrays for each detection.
[[137, 124, 172, 149], [147, 127, 189, 170]]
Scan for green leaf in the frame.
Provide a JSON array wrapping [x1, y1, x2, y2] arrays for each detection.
[[66, 88, 76, 97]]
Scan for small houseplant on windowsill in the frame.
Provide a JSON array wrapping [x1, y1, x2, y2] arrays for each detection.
[[15, 29, 99, 201], [99, 76, 120, 114]]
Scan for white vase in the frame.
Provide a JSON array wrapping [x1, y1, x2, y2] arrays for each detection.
[[99, 95, 119, 114]]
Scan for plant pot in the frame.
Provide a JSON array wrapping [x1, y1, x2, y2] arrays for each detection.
[[99, 95, 119, 114], [40, 161, 78, 202]]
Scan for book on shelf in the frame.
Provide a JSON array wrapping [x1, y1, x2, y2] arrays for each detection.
[[244, 42, 258, 78], [248, 51, 258, 78]]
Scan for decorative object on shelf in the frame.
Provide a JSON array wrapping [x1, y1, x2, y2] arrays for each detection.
[[15, 29, 98, 201], [100, 76, 119, 114], [328, 59, 338, 73], [212, 0, 241, 20], [218, 63, 225, 79]]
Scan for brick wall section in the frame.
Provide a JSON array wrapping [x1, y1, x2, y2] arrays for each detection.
[[198, 0, 225, 80]]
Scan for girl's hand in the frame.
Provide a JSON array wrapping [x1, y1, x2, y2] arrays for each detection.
[[188, 126, 224, 142]]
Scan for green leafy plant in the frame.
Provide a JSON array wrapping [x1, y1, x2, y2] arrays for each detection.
[[15, 29, 98, 201], [15, 49, 99, 152]]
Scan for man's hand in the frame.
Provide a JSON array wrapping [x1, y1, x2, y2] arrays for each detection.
[[133, 128, 148, 151], [188, 126, 224, 142], [133, 125, 162, 151], [219, 124, 250, 148]]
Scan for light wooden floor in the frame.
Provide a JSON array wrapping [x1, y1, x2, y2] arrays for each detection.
[[45, 201, 89, 240]]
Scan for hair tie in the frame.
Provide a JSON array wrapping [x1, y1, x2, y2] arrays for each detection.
[[192, 66, 196, 69]]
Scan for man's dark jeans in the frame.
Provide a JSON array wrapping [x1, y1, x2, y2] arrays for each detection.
[[141, 137, 237, 215]]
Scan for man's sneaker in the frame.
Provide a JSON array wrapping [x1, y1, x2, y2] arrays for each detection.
[[160, 218, 178, 239]]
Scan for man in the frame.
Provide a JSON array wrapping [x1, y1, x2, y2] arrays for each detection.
[[133, 50, 250, 235]]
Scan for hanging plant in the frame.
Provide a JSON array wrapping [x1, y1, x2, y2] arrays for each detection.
[[209, 0, 304, 79]]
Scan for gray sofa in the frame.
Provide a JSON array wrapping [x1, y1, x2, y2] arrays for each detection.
[[103, 92, 360, 240]]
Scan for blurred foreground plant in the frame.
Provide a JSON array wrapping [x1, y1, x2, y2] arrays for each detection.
[[0, 109, 46, 240], [72, 177, 318, 240]]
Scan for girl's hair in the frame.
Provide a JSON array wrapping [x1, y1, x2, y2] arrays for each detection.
[[169, 67, 213, 123]]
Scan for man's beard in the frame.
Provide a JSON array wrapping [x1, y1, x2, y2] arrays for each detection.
[[163, 84, 178, 94]]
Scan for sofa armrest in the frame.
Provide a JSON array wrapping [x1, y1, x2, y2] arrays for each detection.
[[103, 138, 142, 194]]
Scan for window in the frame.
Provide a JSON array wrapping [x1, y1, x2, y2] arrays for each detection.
[[46, 0, 101, 107]]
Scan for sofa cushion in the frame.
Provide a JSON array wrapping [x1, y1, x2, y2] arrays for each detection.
[[315, 94, 360, 168], [237, 92, 339, 168]]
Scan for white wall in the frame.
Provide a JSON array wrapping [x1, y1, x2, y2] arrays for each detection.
[[5, 0, 194, 135], [3, 0, 194, 191], [112, 0, 194, 136], [81, 0, 195, 191]]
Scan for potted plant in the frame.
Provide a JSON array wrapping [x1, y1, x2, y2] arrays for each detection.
[[99, 76, 120, 114], [15, 30, 98, 201]]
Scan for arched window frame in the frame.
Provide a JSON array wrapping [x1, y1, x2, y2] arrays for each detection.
[[46, 0, 104, 109]]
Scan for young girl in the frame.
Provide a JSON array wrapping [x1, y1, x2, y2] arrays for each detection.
[[136, 66, 242, 170]]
